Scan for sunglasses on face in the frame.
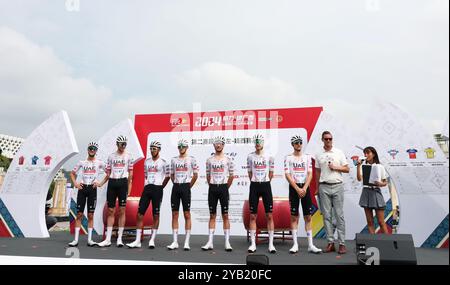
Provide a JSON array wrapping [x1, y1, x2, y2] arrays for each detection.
[[178, 146, 187, 149], [118, 143, 127, 147], [323, 138, 333, 141], [88, 147, 98, 152], [150, 147, 159, 151]]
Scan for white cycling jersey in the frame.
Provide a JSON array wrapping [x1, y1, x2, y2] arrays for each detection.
[[72, 159, 106, 185], [170, 156, 199, 184], [284, 154, 312, 184], [144, 157, 170, 186], [206, 155, 234, 185], [247, 152, 275, 182], [106, 151, 134, 179]]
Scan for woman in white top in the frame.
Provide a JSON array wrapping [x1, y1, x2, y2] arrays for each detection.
[[356, 146, 389, 234]]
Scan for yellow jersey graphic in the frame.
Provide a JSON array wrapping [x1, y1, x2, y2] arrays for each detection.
[[424, 148, 436, 159]]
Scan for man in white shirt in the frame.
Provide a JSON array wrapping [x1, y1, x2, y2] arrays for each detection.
[[68, 142, 108, 247], [126, 141, 170, 249], [98, 135, 134, 248], [284, 135, 322, 254], [167, 139, 199, 251], [314, 131, 349, 254], [247, 134, 276, 254], [202, 136, 235, 252]]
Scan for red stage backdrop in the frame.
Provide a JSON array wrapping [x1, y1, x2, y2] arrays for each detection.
[[133, 107, 323, 196], [131, 107, 323, 236]]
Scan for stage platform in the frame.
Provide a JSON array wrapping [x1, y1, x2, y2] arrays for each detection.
[[0, 232, 448, 265]]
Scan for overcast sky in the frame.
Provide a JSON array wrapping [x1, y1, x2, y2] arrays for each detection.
[[0, 0, 448, 152]]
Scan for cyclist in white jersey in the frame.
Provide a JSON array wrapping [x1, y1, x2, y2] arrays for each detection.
[[284, 135, 322, 254], [127, 141, 170, 249], [167, 139, 199, 251], [201, 136, 235, 252], [68, 142, 108, 247], [98, 135, 134, 248], [247, 134, 276, 254]]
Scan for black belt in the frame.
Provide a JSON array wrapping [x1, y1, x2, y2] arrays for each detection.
[[363, 185, 380, 190], [320, 182, 343, 186]]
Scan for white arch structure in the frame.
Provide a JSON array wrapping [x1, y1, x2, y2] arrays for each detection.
[[0, 111, 78, 238]]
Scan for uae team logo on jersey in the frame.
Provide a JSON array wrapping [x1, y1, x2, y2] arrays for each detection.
[[211, 163, 225, 172], [147, 163, 160, 173], [83, 165, 97, 174], [112, 159, 126, 168], [175, 163, 188, 172], [292, 162, 306, 171], [253, 160, 268, 169]]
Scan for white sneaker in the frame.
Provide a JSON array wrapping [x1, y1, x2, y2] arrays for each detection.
[[126, 240, 141, 248], [117, 240, 124, 248], [201, 241, 213, 251], [148, 239, 155, 249], [308, 245, 323, 254], [97, 240, 111, 247], [184, 243, 191, 251], [248, 243, 256, 253], [268, 244, 277, 254], [87, 240, 97, 247], [167, 242, 179, 250], [289, 244, 299, 254], [225, 241, 233, 252], [68, 240, 78, 247]]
